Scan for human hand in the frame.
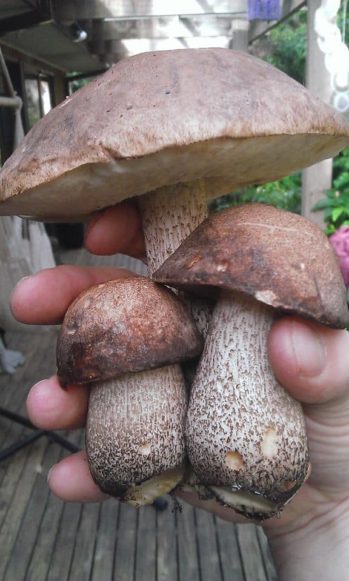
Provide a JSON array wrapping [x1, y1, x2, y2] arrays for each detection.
[[11, 202, 349, 580]]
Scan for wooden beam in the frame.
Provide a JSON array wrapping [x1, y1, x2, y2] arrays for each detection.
[[249, 0, 306, 43], [0, 40, 67, 75]]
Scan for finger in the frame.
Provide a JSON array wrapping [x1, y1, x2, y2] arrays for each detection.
[[11, 265, 134, 325], [27, 376, 89, 430], [48, 451, 108, 502], [268, 316, 349, 406], [84, 202, 145, 258]]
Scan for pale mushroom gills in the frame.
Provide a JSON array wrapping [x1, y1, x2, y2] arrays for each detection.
[[57, 277, 203, 505], [153, 203, 349, 519]]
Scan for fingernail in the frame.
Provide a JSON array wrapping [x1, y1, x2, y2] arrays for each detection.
[[14, 275, 33, 288], [290, 321, 326, 377], [47, 463, 57, 483]]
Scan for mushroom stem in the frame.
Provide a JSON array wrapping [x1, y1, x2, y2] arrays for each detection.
[[139, 179, 208, 275], [186, 290, 309, 519], [139, 179, 211, 336], [87, 365, 187, 505]]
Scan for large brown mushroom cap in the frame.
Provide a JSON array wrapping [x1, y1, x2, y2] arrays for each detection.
[[57, 276, 203, 386], [153, 203, 349, 328], [0, 48, 349, 220]]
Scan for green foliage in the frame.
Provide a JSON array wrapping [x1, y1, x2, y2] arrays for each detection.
[[337, 0, 349, 45], [68, 77, 91, 94], [210, 174, 301, 214], [256, 8, 307, 84], [313, 149, 349, 234], [268, 9, 307, 83]]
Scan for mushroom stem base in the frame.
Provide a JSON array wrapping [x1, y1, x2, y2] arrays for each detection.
[[86, 365, 188, 502], [186, 290, 309, 517]]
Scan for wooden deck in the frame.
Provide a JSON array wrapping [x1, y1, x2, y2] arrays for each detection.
[[0, 246, 277, 581]]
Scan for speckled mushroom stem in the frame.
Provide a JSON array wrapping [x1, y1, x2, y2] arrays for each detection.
[[139, 179, 212, 337], [186, 290, 309, 519], [139, 179, 208, 275], [87, 366, 187, 505]]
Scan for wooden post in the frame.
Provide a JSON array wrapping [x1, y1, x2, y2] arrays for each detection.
[[231, 0, 249, 52], [302, 0, 333, 228]]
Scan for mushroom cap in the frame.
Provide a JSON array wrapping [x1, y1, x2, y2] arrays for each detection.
[[1, 48, 349, 220], [153, 204, 349, 328], [57, 276, 203, 385]]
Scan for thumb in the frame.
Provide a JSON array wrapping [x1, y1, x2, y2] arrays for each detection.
[[268, 317, 349, 419]]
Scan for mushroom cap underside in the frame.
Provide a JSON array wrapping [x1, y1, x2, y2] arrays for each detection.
[[0, 48, 348, 220], [57, 276, 203, 385], [153, 203, 349, 328]]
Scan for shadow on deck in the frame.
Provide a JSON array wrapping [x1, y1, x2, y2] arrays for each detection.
[[0, 247, 277, 580]]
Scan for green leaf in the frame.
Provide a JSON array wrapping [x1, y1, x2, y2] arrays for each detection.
[[331, 207, 345, 221], [313, 199, 334, 210]]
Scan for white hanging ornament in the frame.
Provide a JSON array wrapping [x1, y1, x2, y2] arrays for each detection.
[[315, 0, 349, 115]]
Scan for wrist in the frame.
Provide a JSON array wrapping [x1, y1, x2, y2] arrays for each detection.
[[264, 500, 349, 581]]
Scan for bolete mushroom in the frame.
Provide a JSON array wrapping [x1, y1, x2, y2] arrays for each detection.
[[0, 49, 349, 506], [153, 203, 349, 518], [57, 276, 203, 504], [0, 49, 348, 276]]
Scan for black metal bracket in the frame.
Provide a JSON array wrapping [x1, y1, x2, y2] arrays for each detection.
[[0, 406, 79, 462]]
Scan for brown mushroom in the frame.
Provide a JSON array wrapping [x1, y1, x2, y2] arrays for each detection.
[[0, 49, 348, 276], [57, 276, 203, 504], [153, 203, 349, 519], [0, 49, 349, 507]]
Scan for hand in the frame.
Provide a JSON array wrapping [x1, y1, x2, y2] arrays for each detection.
[[11, 202, 349, 580]]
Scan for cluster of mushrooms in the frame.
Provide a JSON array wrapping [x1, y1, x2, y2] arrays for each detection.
[[1, 48, 349, 520]]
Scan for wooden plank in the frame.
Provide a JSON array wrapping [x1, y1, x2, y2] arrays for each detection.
[[25, 492, 66, 581], [25, 430, 82, 581], [69, 502, 101, 581], [256, 528, 278, 581], [236, 524, 268, 581], [113, 503, 138, 581], [91, 498, 120, 581], [134, 505, 156, 581], [215, 518, 245, 581], [195, 508, 222, 581], [45, 429, 88, 581], [0, 436, 48, 579], [156, 498, 178, 581], [46, 501, 83, 581], [2, 439, 63, 581], [177, 502, 200, 581]]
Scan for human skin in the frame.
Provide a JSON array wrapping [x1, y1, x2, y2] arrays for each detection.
[[11, 202, 349, 581]]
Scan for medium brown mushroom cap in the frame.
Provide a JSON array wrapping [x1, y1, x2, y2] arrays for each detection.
[[153, 204, 349, 328], [57, 276, 203, 385], [1, 48, 349, 219]]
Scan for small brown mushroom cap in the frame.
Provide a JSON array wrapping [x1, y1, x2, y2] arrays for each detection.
[[153, 203, 349, 328], [0, 49, 349, 220], [57, 276, 203, 386]]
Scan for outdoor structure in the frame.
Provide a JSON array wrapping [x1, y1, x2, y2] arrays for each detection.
[[0, 1, 347, 579]]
